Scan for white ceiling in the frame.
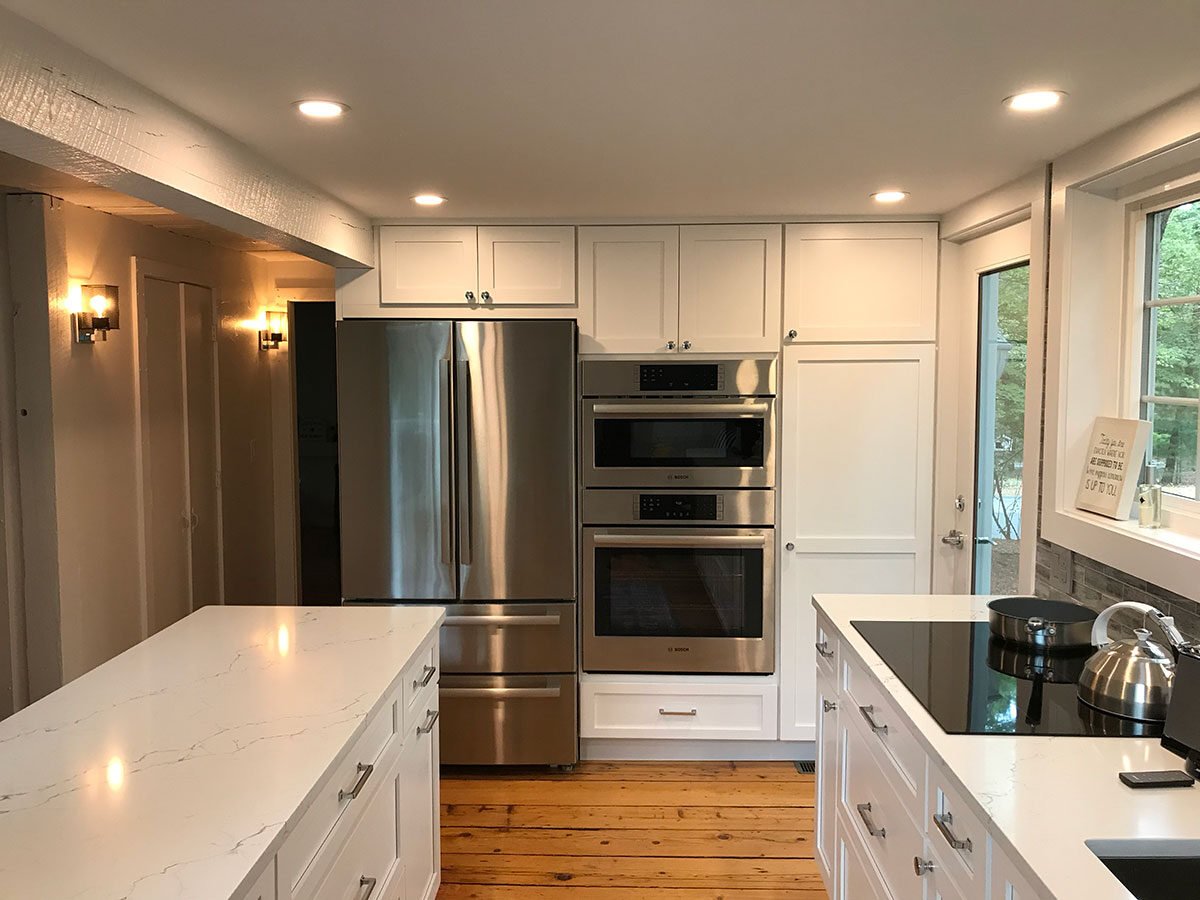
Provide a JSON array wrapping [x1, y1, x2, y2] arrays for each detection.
[[4, 0, 1200, 220]]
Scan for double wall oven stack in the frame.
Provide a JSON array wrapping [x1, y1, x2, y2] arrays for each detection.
[[581, 359, 777, 675]]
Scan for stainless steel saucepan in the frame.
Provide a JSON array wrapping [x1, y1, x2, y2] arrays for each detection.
[[987, 596, 1098, 650]]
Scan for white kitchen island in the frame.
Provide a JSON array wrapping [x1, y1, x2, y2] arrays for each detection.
[[0, 604, 444, 900], [814, 594, 1200, 900]]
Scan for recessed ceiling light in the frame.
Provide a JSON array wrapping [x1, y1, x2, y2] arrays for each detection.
[[871, 190, 909, 204], [295, 99, 348, 119], [1004, 90, 1066, 112], [413, 194, 447, 207]]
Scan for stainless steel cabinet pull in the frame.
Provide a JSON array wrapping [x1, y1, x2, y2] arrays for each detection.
[[659, 708, 698, 716], [856, 802, 886, 838], [359, 875, 378, 899], [443, 613, 561, 627], [441, 685, 562, 699], [859, 705, 888, 736], [417, 708, 440, 735], [913, 857, 935, 876], [414, 664, 437, 690], [815, 640, 834, 659], [933, 811, 973, 852], [823, 699, 837, 713], [338, 762, 374, 802]]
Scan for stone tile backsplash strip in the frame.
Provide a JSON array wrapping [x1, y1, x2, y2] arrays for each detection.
[[1035, 539, 1200, 642]]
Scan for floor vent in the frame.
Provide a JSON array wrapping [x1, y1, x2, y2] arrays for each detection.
[[794, 760, 816, 775]]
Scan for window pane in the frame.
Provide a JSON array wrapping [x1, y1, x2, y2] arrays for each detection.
[[1146, 304, 1200, 399], [1146, 402, 1198, 499], [1150, 201, 1200, 301]]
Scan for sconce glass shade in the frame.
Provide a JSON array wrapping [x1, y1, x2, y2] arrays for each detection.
[[259, 309, 288, 351], [75, 284, 120, 343]]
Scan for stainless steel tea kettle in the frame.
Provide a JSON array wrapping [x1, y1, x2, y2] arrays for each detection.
[[1077, 601, 1196, 722]]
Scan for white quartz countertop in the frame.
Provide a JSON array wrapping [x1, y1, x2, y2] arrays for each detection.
[[0, 604, 444, 900], [814, 594, 1200, 900]]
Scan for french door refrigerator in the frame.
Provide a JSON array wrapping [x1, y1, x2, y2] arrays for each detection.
[[337, 320, 577, 765]]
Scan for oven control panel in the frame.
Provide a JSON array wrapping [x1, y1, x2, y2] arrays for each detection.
[[638, 364, 723, 393], [638, 493, 722, 521]]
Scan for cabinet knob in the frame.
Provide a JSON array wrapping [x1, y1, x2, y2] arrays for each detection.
[[786, 329, 798, 340], [823, 699, 837, 713], [785, 541, 795, 551], [666, 340, 676, 350], [681, 340, 692, 350], [480, 290, 492, 303], [465, 291, 476, 302], [913, 857, 935, 877]]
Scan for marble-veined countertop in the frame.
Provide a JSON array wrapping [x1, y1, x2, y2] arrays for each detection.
[[814, 593, 1200, 900], [0, 604, 444, 899]]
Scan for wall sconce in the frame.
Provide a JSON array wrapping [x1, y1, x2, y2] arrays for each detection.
[[258, 309, 287, 351], [72, 284, 120, 344]]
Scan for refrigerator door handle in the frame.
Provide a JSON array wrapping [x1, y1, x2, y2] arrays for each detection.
[[439, 358, 454, 565], [456, 358, 473, 565]]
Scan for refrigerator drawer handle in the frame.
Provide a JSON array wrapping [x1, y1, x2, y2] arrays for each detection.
[[592, 534, 766, 548], [590, 402, 769, 417], [440, 686, 562, 699], [442, 614, 562, 627]]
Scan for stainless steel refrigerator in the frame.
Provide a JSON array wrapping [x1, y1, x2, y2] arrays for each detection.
[[337, 319, 577, 765]]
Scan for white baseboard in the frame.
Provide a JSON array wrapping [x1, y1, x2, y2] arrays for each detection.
[[581, 738, 815, 761]]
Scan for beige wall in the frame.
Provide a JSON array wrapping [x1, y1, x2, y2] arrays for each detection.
[[0, 192, 17, 715]]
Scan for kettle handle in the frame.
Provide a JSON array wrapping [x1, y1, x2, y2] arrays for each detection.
[[1092, 601, 1180, 648]]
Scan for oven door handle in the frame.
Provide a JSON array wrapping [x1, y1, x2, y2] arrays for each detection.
[[592, 533, 767, 548], [589, 402, 770, 418]]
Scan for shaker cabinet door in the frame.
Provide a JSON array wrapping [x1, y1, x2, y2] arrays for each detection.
[[578, 225, 680, 353], [399, 694, 441, 900], [478, 225, 576, 305], [379, 225, 478, 305]]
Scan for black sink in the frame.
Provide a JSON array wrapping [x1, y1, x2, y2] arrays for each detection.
[[1091, 843, 1200, 900]]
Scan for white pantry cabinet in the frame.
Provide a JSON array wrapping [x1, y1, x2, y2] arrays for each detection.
[[783, 223, 938, 343], [578, 224, 781, 354], [778, 344, 935, 743], [379, 225, 575, 307]]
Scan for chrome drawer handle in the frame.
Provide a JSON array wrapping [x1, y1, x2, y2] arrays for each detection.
[[417, 708, 440, 735], [859, 704, 888, 736], [933, 811, 974, 852], [914, 857, 935, 876], [659, 708, 698, 716], [856, 802, 886, 838], [413, 664, 436, 690], [338, 762, 374, 802], [815, 640, 834, 659], [359, 875, 378, 899], [823, 699, 837, 713]]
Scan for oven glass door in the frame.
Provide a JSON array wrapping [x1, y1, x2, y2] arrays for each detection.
[[584, 399, 774, 487]]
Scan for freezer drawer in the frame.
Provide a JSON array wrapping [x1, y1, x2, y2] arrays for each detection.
[[439, 674, 579, 766], [441, 602, 577, 674]]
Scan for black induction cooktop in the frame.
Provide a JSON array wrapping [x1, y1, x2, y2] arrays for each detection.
[[851, 620, 1163, 738]]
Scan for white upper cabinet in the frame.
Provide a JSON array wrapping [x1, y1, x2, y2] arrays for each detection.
[[783, 223, 938, 343], [378, 225, 575, 307], [379, 225, 478, 305], [578, 225, 680, 353], [478, 225, 576, 305], [679, 224, 782, 353]]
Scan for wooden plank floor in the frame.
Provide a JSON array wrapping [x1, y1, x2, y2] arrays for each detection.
[[437, 761, 824, 900]]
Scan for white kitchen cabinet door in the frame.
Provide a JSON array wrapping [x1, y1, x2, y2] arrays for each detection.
[[679, 224, 782, 353], [815, 666, 839, 888], [478, 226, 576, 305], [399, 696, 440, 900], [578, 226, 680, 353], [379, 226, 478, 305], [778, 344, 935, 741], [783, 223, 938, 343]]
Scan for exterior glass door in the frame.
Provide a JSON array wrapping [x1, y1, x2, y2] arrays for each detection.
[[973, 263, 1030, 594]]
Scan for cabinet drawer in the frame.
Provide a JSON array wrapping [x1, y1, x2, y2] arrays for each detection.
[[309, 755, 401, 900], [402, 637, 439, 732], [277, 697, 398, 896], [581, 680, 778, 740], [927, 761, 987, 898], [835, 808, 894, 900], [842, 652, 925, 813], [815, 610, 838, 677], [841, 707, 924, 899], [923, 839, 971, 900]]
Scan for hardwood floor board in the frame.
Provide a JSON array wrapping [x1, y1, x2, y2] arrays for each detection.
[[440, 779, 814, 809], [442, 803, 813, 831], [444, 761, 805, 782], [441, 826, 814, 859], [441, 853, 823, 890], [438, 885, 827, 899]]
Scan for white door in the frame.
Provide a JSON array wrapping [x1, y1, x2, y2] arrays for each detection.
[[778, 344, 935, 741], [139, 275, 222, 635], [678, 224, 782, 353], [933, 220, 1032, 595], [578, 225, 680, 353], [478, 226, 576, 305], [378, 225, 478, 305]]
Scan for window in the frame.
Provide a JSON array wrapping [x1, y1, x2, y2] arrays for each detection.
[[1141, 198, 1200, 499]]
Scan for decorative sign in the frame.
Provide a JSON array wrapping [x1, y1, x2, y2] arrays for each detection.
[[1076, 416, 1151, 520]]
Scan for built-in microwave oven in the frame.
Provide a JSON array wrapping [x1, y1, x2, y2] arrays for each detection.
[[580, 359, 776, 489]]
